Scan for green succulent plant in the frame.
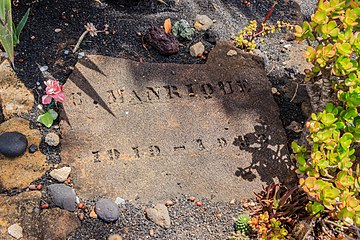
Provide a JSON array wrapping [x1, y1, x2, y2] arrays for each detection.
[[292, 0, 360, 227], [235, 214, 251, 235]]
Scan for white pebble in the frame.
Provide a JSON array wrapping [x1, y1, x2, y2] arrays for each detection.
[[283, 44, 291, 50], [50, 166, 71, 182], [39, 65, 49, 72], [227, 49, 238, 56], [78, 52, 85, 59], [115, 197, 126, 205], [45, 132, 60, 146], [8, 224, 23, 239]]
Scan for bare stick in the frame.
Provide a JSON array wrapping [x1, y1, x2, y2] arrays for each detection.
[[73, 31, 88, 53], [290, 83, 299, 102], [324, 219, 348, 231]]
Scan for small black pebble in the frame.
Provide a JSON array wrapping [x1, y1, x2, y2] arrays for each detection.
[[29, 144, 38, 153]]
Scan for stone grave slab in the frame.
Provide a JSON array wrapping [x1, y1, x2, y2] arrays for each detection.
[[60, 42, 294, 202]]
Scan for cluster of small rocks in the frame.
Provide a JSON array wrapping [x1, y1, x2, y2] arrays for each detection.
[[189, 14, 215, 58], [0, 130, 60, 158], [145, 13, 216, 58], [4, 172, 227, 240]]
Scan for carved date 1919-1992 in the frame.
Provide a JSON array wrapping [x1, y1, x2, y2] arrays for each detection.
[[91, 137, 233, 162]]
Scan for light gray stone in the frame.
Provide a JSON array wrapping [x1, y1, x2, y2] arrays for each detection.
[[146, 203, 170, 229], [189, 42, 205, 57], [194, 14, 213, 31], [114, 197, 126, 205], [50, 167, 71, 182], [227, 49, 238, 56], [47, 184, 76, 211], [95, 198, 120, 222], [45, 132, 60, 146], [8, 223, 23, 239]]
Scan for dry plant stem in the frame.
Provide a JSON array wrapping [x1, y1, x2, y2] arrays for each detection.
[[257, 1, 277, 34], [306, 83, 321, 112], [320, 219, 335, 238], [73, 30, 88, 53], [334, 230, 357, 240], [349, 225, 360, 238], [323, 219, 348, 231], [290, 83, 299, 102], [318, 77, 332, 111]]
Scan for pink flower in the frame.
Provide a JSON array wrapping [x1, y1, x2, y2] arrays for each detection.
[[42, 79, 65, 104]]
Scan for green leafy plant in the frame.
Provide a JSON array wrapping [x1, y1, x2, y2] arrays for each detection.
[[294, 0, 360, 110], [292, 0, 360, 228], [37, 109, 58, 128], [0, 0, 30, 66], [293, 112, 360, 226], [235, 214, 251, 235]]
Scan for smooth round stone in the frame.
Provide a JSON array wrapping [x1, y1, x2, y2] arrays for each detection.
[[0, 132, 28, 157], [95, 198, 120, 222]]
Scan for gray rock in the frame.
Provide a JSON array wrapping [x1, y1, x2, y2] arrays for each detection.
[[189, 42, 205, 57], [0, 132, 28, 157], [45, 132, 60, 146], [145, 203, 170, 229], [8, 223, 23, 239], [95, 198, 120, 222], [50, 166, 71, 182], [194, 15, 213, 31], [47, 184, 76, 211]]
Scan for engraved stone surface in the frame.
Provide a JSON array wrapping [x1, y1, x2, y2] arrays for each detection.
[[61, 42, 294, 202]]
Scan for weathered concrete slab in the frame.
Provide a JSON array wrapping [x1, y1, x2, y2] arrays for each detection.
[[60, 42, 294, 202]]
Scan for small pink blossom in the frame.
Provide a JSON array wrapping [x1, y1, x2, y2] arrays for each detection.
[[42, 79, 65, 104]]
